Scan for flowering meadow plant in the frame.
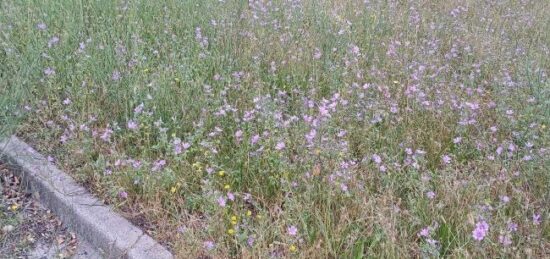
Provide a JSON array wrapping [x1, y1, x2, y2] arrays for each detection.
[[1, 0, 549, 258]]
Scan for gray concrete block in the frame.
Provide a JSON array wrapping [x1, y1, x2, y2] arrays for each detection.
[[0, 136, 173, 259]]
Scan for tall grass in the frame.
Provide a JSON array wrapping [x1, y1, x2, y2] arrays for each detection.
[[1, 0, 549, 257]]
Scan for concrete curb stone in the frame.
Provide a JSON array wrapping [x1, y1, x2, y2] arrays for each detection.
[[0, 136, 173, 259]]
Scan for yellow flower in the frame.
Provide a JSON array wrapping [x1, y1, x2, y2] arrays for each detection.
[[230, 215, 238, 225], [218, 170, 225, 177], [170, 186, 177, 193], [246, 210, 252, 217], [289, 244, 297, 252], [224, 184, 230, 190], [227, 228, 235, 235], [10, 204, 18, 211]]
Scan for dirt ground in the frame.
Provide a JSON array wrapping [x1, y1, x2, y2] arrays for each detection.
[[0, 163, 78, 259]]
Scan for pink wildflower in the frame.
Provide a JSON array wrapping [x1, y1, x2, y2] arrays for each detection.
[[418, 227, 430, 237], [442, 155, 452, 164], [127, 120, 139, 130], [119, 191, 128, 199], [44, 67, 56, 77], [372, 154, 382, 164], [203, 241, 215, 251], [472, 220, 489, 241], [287, 225, 298, 236], [217, 196, 226, 207]]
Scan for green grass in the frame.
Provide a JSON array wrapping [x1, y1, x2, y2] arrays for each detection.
[[1, 0, 549, 257]]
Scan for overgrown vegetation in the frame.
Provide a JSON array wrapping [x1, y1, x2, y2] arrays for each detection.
[[1, 0, 549, 257]]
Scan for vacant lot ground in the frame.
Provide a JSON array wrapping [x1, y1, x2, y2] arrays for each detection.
[[1, 0, 549, 258]]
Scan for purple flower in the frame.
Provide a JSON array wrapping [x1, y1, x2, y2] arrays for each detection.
[[372, 154, 382, 164], [390, 105, 399, 113], [442, 155, 452, 164], [340, 183, 348, 192], [426, 191, 435, 199], [337, 130, 347, 138], [418, 227, 430, 237], [78, 42, 86, 53], [275, 141, 286, 150], [453, 137, 462, 144], [533, 213, 541, 225], [507, 222, 518, 232], [37, 22, 47, 30], [131, 160, 142, 169], [172, 137, 191, 155], [177, 226, 187, 233], [235, 130, 243, 142], [203, 240, 215, 251], [250, 134, 260, 145], [44, 67, 56, 77], [472, 220, 489, 241], [151, 159, 166, 172], [217, 196, 226, 207], [349, 44, 361, 56], [127, 120, 139, 130], [472, 228, 486, 241], [499, 234, 512, 246], [100, 128, 113, 142], [305, 129, 317, 143], [287, 225, 298, 236], [119, 191, 128, 199], [477, 221, 489, 231], [63, 98, 72, 105], [111, 70, 121, 81], [313, 48, 322, 59], [500, 195, 510, 203], [173, 145, 183, 155], [134, 103, 144, 114], [247, 237, 255, 246], [227, 192, 235, 201], [48, 36, 59, 48]]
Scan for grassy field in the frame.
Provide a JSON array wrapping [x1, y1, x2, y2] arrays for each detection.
[[1, 0, 549, 258]]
